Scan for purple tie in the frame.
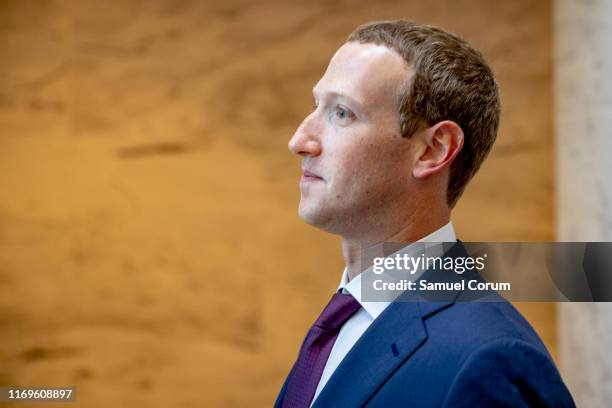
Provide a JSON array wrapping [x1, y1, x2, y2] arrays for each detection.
[[281, 292, 361, 408]]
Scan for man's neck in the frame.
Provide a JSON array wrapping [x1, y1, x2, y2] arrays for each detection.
[[342, 216, 451, 281]]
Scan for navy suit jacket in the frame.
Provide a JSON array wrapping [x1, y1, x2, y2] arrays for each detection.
[[275, 242, 575, 407]]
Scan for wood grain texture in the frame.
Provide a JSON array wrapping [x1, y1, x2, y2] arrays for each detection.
[[0, 1, 554, 406]]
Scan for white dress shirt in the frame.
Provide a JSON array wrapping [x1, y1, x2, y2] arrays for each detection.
[[311, 222, 457, 405]]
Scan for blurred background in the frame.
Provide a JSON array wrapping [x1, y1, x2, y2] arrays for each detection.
[[1, 0, 609, 407]]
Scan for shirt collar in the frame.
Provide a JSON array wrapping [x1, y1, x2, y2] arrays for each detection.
[[337, 221, 457, 320]]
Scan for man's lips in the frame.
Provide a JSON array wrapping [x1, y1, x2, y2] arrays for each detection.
[[301, 170, 324, 182]]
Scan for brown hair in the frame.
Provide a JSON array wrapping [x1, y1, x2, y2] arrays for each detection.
[[348, 21, 500, 207]]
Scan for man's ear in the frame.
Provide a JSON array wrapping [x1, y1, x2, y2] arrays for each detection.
[[412, 120, 464, 179]]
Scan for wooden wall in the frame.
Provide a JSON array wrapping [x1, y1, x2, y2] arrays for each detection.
[[0, 1, 554, 406]]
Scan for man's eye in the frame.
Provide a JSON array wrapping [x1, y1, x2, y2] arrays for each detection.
[[335, 106, 353, 120]]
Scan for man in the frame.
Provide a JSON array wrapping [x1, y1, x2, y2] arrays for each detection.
[[275, 21, 574, 407]]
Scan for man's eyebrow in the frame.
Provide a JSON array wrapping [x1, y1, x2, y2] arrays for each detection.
[[312, 89, 365, 109]]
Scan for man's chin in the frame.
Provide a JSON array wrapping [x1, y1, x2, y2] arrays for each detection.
[[298, 206, 322, 226], [298, 205, 341, 234]]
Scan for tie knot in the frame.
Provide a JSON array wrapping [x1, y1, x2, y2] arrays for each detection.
[[314, 292, 361, 330]]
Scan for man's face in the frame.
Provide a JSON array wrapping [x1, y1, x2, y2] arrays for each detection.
[[289, 42, 417, 237]]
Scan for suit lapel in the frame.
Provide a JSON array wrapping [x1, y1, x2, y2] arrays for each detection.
[[311, 241, 468, 407], [276, 242, 470, 407], [311, 299, 426, 407]]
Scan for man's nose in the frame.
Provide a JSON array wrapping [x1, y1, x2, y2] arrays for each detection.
[[288, 114, 322, 157]]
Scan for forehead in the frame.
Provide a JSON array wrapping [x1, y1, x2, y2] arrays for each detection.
[[314, 42, 410, 109]]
